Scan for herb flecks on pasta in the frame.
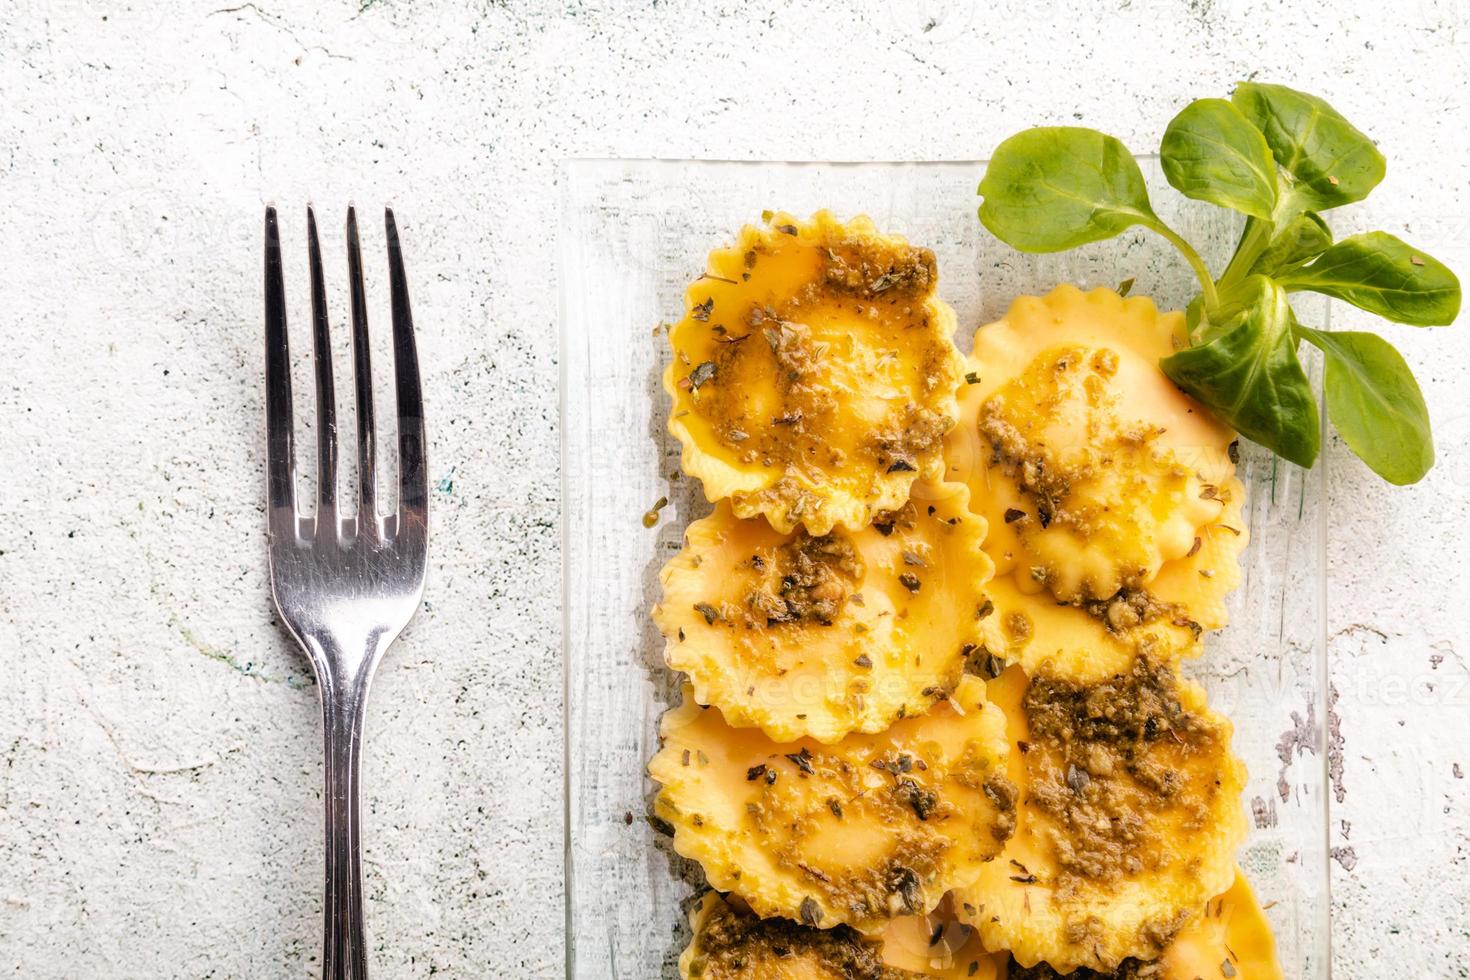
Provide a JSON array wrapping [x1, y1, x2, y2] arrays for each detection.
[[948, 286, 1247, 683], [651, 677, 1014, 934], [678, 892, 899, 980], [666, 211, 965, 536], [649, 212, 1279, 979], [655, 481, 993, 743], [954, 662, 1247, 974], [679, 892, 1007, 980]]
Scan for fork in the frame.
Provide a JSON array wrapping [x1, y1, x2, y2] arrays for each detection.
[[263, 205, 429, 980]]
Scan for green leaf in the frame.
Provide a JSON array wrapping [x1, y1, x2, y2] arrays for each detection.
[[1161, 276, 1320, 467], [1278, 231, 1461, 326], [1160, 98, 1277, 219], [1231, 83, 1385, 210], [1248, 211, 1332, 277], [1297, 326, 1434, 484], [978, 127, 1158, 253]]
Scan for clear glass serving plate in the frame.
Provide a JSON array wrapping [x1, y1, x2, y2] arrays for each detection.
[[560, 159, 1330, 979]]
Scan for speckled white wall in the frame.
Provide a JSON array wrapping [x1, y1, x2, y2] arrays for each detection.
[[1, 0, 1466, 977]]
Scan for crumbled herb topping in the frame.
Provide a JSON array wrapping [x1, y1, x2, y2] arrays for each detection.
[[727, 730, 1013, 933], [684, 896, 907, 980], [962, 644, 1007, 681], [1020, 655, 1221, 923], [871, 405, 952, 476], [784, 747, 815, 775], [1078, 587, 1174, 634], [683, 226, 955, 497], [742, 531, 864, 627], [980, 405, 1069, 535], [688, 360, 717, 391]]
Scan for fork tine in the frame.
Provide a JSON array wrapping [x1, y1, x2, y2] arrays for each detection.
[[264, 207, 298, 541], [345, 207, 378, 536], [307, 207, 340, 540], [384, 208, 428, 531]]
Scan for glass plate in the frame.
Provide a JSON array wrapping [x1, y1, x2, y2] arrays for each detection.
[[560, 159, 1331, 979]]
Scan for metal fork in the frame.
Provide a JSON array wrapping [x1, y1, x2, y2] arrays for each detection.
[[263, 205, 428, 980]]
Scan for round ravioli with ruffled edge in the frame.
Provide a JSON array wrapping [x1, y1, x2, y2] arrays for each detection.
[[953, 661, 1247, 974], [678, 892, 1006, 980], [945, 285, 1247, 682], [655, 481, 993, 743], [666, 210, 965, 536], [974, 474, 1248, 685], [652, 676, 1016, 934], [947, 286, 1238, 603], [678, 891, 902, 979], [1000, 868, 1282, 979]]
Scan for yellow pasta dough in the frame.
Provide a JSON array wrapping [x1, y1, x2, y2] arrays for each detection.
[[678, 891, 897, 979], [651, 677, 1015, 934], [655, 223, 1275, 980], [998, 868, 1282, 978], [666, 211, 965, 535], [678, 892, 1005, 980], [677, 867, 1278, 980], [973, 474, 1248, 685], [954, 662, 1247, 974], [655, 481, 993, 743], [878, 900, 1007, 979], [948, 285, 1237, 596], [947, 285, 1247, 683], [1155, 868, 1283, 980]]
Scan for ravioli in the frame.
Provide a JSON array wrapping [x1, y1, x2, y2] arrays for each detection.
[[947, 285, 1247, 682], [679, 892, 901, 979], [948, 286, 1237, 597], [666, 211, 965, 535], [679, 893, 1006, 980], [954, 662, 1247, 973], [655, 481, 994, 743], [1000, 868, 1282, 979], [973, 474, 1248, 685], [651, 677, 1015, 933], [655, 227, 1275, 977]]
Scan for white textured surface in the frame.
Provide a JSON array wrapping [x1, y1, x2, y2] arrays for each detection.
[[1, 1, 1467, 977]]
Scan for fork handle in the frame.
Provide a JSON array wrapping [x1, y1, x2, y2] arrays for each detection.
[[320, 672, 372, 980]]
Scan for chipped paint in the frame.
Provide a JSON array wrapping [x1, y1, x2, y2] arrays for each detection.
[[1273, 699, 1320, 805], [1327, 683, 1346, 805]]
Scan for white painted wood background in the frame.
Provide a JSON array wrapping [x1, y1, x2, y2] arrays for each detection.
[[1, 1, 1467, 976]]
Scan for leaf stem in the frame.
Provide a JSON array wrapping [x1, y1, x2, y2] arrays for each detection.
[[1149, 219, 1220, 314], [1219, 216, 1273, 288]]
